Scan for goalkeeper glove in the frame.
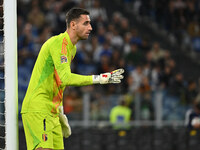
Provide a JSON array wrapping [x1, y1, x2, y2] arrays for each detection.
[[92, 68, 124, 84], [59, 106, 71, 138]]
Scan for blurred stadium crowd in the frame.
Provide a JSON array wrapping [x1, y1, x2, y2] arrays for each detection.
[[133, 0, 200, 52], [11, 0, 200, 121]]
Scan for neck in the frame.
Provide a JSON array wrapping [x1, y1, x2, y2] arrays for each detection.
[[66, 29, 79, 45]]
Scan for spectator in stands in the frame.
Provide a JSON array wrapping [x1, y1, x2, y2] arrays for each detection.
[[148, 42, 166, 67], [88, 0, 107, 22], [169, 72, 185, 98], [165, 57, 176, 73], [185, 1, 196, 22], [184, 80, 198, 104], [99, 42, 112, 59], [28, 6, 45, 31], [75, 42, 96, 75], [159, 65, 173, 89], [187, 17, 200, 37], [185, 98, 200, 129], [110, 29, 124, 49], [191, 36, 200, 52], [130, 28, 142, 46], [92, 36, 103, 63], [139, 0, 152, 17], [125, 43, 144, 67], [47, 1, 66, 35], [123, 32, 132, 54], [143, 63, 151, 78], [109, 97, 132, 129], [174, 0, 186, 9], [138, 76, 151, 94], [119, 17, 130, 36], [110, 49, 121, 68], [112, 11, 123, 30], [96, 25, 106, 44], [188, 17, 200, 52], [162, 0, 176, 30], [38, 26, 52, 44], [63, 88, 83, 120], [196, 78, 200, 99], [17, 16, 25, 38], [138, 76, 154, 120], [18, 23, 37, 65], [150, 65, 161, 91], [88, 0, 108, 33], [97, 54, 111, 74], [139, 36, 151, 53], [128, 65, 143, 93]]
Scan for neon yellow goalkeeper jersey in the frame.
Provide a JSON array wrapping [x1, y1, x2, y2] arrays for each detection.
[[21, 32, 93, 115]]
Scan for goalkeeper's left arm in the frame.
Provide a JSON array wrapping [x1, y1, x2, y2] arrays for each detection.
[[49, 40, 124, 86], [63, 68, 124, 86], [59, 68, 124, 138], [58, 68, 124, 138]]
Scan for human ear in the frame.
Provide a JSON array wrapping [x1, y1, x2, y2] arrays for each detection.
[[70, 21, 76, 30]]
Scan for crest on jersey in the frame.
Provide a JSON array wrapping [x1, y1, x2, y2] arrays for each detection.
[[61, 55, 67, 63]]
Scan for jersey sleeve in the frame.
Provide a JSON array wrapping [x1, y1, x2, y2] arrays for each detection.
[[49, 40, 93, 86]]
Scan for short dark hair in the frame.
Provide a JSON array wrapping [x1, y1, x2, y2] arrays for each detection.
[[66, 7, 90, 28]]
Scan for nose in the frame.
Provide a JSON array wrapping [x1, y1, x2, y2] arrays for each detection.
[[89, 24, 92, 31]]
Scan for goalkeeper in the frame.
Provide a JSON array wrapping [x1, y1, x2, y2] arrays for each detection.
[[21, 7, 124, 150]]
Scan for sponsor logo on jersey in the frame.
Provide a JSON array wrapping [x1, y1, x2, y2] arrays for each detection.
[[61, 55, 67, 63]]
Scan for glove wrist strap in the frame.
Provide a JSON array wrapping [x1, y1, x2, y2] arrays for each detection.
[[59, 106, 64, 114], [92, 75, 100, 84]]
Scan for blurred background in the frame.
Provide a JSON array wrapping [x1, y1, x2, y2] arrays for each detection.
[[1, 0, 200, 149]]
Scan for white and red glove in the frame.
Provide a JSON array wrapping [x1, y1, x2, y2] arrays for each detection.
[[59, 106, 71, 138], [92, 68, 124, 84]]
